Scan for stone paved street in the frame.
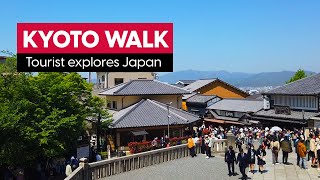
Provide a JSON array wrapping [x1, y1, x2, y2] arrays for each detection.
[[105, 149, 320, 180], [247, 149, 320, 180]]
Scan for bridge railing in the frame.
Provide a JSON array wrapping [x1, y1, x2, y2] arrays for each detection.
[[65, 139, 228, 180], [212, 139, 228, 153]]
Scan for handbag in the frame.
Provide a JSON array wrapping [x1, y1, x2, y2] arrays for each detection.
[[272, 146, 279, 153]]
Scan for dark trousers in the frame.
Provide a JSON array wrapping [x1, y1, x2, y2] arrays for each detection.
[[297, 153, 300, 166], [239, 166, 247, 179], [206, 147, 211, 157], [227, 162, 235, 174], [282, 151, 288, 164], [189, 147, 195, 157]]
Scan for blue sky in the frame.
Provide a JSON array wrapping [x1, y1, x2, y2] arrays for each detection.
[[1, 0, 319, 73]]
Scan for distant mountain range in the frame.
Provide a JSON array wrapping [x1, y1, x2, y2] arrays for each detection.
[[158, 70, 316, 87]]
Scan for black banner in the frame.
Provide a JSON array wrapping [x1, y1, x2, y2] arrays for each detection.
[[17, 54, 173, 72]]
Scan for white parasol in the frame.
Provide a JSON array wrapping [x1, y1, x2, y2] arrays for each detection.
[[270, 126, 282, 132]]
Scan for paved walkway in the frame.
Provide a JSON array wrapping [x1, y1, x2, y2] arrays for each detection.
[[105, 149, 320, 180], [247, 149, 319, 180]]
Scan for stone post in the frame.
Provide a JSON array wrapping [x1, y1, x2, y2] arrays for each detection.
[[226, 130, 236, 151], [79, 158, 89, 180]]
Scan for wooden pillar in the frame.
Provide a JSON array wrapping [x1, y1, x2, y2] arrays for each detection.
[[143, 135, 146, 141]]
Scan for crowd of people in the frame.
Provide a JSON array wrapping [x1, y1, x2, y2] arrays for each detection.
[[186, 121, 320, 179]]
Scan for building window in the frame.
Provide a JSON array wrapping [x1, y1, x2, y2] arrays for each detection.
[[101, 75, 105, 82], [272, 95, 317, 110], [114, 78, 124, 86], [112, 101, 117, 109], [107, 101, 111, 108]]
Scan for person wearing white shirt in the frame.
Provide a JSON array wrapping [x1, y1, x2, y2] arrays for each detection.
[[65, 162, 72, 177]]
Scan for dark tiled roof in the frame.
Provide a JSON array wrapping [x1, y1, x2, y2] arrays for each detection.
[[183, 78, 249, 96], [111, 99, 200, 128], [245, 94, 264, 100], [182, 79, 217, 92], [186, 94, 218, 103], [207, 99, 263, 113], [265, 73, 320, 95], [171, 84, 185, 88], [99, 80, 190, 96], [254, 109, 320, 120]]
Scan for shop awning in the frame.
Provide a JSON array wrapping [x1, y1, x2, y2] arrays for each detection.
[[130, 130, 149, 136]]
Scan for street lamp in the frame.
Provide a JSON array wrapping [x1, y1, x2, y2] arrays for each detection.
[[302, 110, 305, 139], [167, 102, 172, 138]]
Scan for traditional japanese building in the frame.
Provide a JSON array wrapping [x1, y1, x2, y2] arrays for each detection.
[[206, 98, 263, 125], [185, 94, 221, 117], [181, 78, 249, 111], [96, 72, 156, 89], [98, 80, 201, 149], [252, 73, 320, 128]]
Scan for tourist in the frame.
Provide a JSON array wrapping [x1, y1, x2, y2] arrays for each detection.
[[187, 135, 195, 157], [236, 134, 243, 152], [252, 135, 260, 150], [270, 138, 280, 164], [165, 135, 170, 145], [256, 145, 266, 174], [247, 143, 256, 174], [262, 136, 270, 149], [306, 134, 311, 161], [236, 148, 248, 180], [317, 142, 320, 170], [201, 135, 206, 154], [65, 161, 72, 177], [309, 134, 317, 168], [297, 139, 308, 169], [225, 146, 236, 176], [294, 136, 301, 166], [205, 135, 210, 159], [280, 135, 292, 164], [160, 137, 166, 148], [151, 137, 158, 150]]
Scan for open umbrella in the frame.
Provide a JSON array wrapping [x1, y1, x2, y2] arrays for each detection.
[[270, 126, 282, 132]]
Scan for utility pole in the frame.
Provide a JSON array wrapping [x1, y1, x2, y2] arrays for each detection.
[[302, 110, 305, 139], [166, 102, 172, 138], [97, 113, 101, 152], [167, 104, 170, 138]]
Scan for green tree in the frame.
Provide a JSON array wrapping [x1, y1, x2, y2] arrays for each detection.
[[0, 52, 110, 168], [286, 69, 307, 84]]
